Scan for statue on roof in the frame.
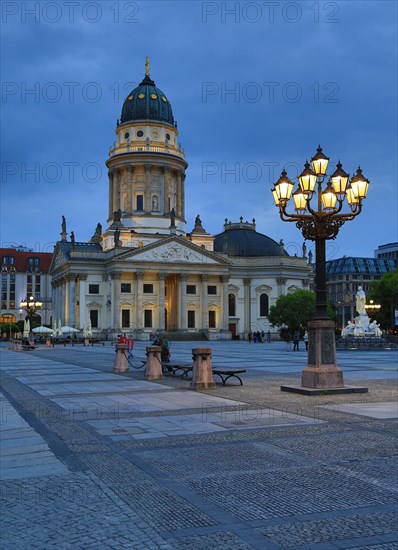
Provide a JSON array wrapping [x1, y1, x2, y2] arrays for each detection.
[[113, 209, 122, 222], [114, 228, 121, 247], [145, 56, 150, 76], [170, 208, 176, 228], [61, 215, 67, 241], [90, 223, 102, 244], [308, 249, 313, 264], [70, 231, 75, 245], [279, 239, 284, 254], [302, 240, 307, 258]]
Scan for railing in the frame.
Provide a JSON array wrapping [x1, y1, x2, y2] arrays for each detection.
[[109, 143, 185, 159]]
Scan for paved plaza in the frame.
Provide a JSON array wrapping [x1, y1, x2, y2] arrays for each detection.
[[1, 340, 397, 549]]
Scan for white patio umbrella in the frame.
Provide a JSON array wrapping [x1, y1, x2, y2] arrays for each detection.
[[87, 321, 92, 337], [60, 326, 80, 333], [82, 322, 88, 338], [32, 326, 54, 334], [23, 320, 29, 338]]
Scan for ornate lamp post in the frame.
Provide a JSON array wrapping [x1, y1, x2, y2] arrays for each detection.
[[271, 146, 370, 392], [20, 296, 42, 338], [365, 300, 381, 315]]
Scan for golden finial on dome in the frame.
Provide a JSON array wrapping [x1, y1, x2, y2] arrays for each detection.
[[145, 56, 150, 76]]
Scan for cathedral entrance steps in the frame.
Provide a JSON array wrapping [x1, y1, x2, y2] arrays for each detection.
[[156, 331, 205, 342]]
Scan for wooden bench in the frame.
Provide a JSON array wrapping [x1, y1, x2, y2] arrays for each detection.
[[212, 369, 246, 386]]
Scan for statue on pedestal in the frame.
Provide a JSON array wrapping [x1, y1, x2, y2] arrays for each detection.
[[356, 286, 366, 315]]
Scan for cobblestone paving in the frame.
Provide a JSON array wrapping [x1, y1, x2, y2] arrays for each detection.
[[1, 343, 397, 549]]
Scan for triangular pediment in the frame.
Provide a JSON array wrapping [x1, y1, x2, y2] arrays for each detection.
[[115, 236, 230, 266], [49, 244, 67, 272]]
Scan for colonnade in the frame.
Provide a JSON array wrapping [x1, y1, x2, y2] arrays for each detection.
[[52, 271, 230, 332]]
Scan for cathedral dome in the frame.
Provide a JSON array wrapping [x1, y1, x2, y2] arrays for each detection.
[[214, 220, 288, 257], [120, 74, 175, 126]]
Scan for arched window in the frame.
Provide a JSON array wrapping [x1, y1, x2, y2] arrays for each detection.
[[228, 293, 236, 317], [260, 293, 269, 317]]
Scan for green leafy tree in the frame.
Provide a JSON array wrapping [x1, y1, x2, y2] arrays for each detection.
[[268, 289, 337, 338], [368, 268, 398, 330], [268, 290, 315, 338]]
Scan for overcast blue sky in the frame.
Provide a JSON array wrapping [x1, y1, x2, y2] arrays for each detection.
[[1, 0, 397, 259]]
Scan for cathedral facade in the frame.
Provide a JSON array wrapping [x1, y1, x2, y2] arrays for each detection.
[[50, 63, 313, 340]]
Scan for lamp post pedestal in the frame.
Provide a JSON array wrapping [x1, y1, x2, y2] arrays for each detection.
[[302, 319, 343, 388]]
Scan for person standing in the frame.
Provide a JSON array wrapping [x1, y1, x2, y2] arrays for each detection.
[[248, 330, 253, 343], [267, 330, 271, 343], [303, 330, 308, 351], [293, 330, 300, 351]]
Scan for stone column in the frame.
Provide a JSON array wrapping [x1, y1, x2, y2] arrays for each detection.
[[163, 167, 170, 213], [190, 347, 215, 390], [126, 166, 134, 214], [67, 274, 76, 327], [176, 171, 181, 218], [51, 281, 57, 322], [110, 271, 121, 331], [178, 274, 187, 330], [135, 271, 144, 329], [201, 275, 208, 330], [277, 277, 286, 296], [220, 275, 230, 331], [144, 164, 151, 213], [108, 170, 114, 220], [113, 169, 120, 213], [64, 277, 70, 325], [181, 173, 186, 219], [157, 273, 166, 331], [243, 278, 251, 334], [78, 274, 87, 327]]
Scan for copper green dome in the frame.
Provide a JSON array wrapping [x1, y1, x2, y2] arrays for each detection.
[[120, 74, 175, 126], [214, 220, 288, 257]]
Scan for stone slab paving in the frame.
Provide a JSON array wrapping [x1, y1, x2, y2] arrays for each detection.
[[0, 393, 68, 481], [0, 342, 397, 549]]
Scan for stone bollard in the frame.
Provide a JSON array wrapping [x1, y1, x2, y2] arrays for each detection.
[[190, 347, 216, 390], [45, 338, 51, 348], [113, 343, 129, 373], [145, 345, 163, 380], [16, 341, 22, 352]]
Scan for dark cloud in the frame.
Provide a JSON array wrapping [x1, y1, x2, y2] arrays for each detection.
[[1, 0, 396, 257]]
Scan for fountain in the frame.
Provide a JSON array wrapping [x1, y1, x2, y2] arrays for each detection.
[[338, 286, 389, 349], [341, 286, 382, 338]]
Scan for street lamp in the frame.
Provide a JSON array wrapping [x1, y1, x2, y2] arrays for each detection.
[[2, 314, 13, 340], [20, 296, 42, 338], [272, 146, 370, 391], [365, 300, 381, 314]]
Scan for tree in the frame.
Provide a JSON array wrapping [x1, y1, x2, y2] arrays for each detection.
[[268, 290, 315, 338], [268, 289, 337, 338], [368, 268, 398, 330]]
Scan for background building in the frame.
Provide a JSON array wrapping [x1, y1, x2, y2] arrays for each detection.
[[326, 256, 396, 328], [0, 247, 53, 325], [374, 242, 398, 266], [49, 64, 314, 340]]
